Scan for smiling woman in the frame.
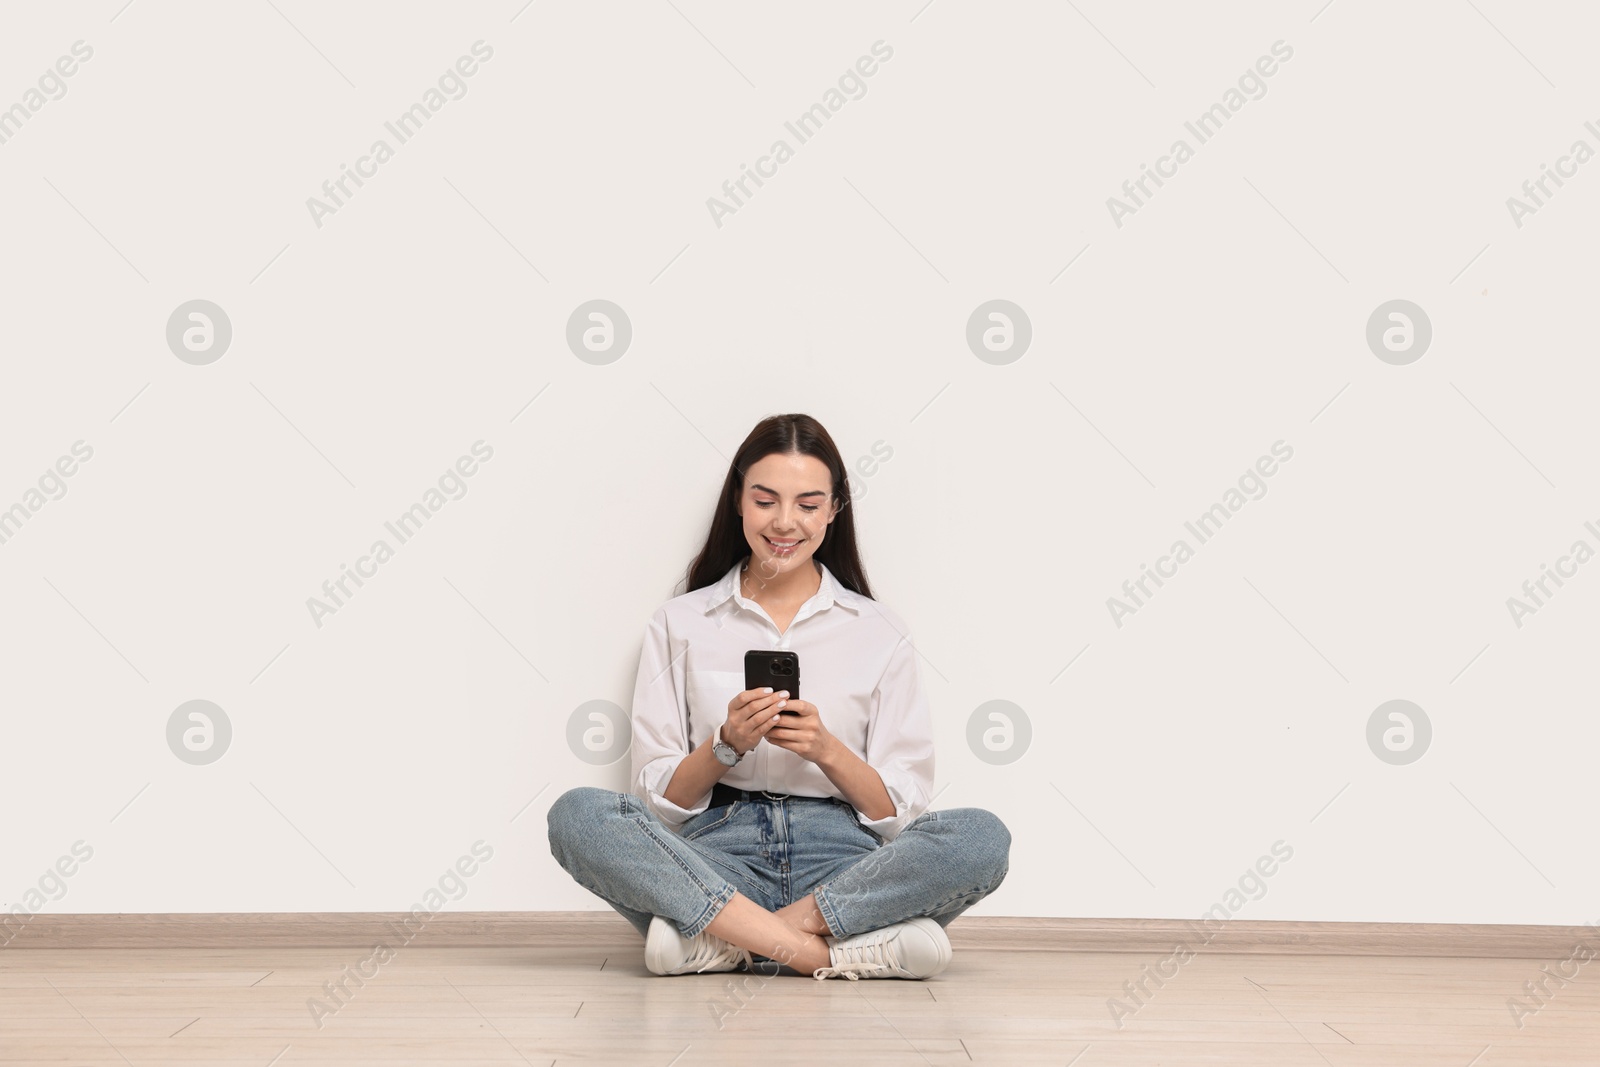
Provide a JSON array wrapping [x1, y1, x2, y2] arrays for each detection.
[[547, 413, 1012, 983]]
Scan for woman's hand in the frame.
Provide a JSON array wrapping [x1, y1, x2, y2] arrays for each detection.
[[765, 698, 838, 764], [721, 687, 789, 756]]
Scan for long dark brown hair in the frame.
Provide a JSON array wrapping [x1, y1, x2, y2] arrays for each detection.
[[681, 414, 874, 600]]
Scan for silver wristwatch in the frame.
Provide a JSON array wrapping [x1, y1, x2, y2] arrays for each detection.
[[712, 722, 743, 767]]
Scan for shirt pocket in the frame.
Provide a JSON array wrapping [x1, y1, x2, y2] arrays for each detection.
[[684, 670, 748, 734]]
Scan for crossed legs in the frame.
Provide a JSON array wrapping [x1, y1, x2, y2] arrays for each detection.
[[549, 787, 1010, 978], [704, 891, 833, 975]]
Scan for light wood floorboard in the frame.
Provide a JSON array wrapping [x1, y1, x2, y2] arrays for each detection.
[[1, 939, 1592, 1065]]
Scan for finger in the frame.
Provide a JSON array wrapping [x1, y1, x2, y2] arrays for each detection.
[[733, 688, 774, 711], [738, 692, 785, 719], [737, 697, 787, 728]]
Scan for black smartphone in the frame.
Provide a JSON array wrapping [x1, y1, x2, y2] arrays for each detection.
[[745, 650, 800, 714]]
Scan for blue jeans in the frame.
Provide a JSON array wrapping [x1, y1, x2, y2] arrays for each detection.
[[547, 786, 1011, 951]]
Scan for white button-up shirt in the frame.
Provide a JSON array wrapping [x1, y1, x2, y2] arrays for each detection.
[[629, 559, 935, 843]]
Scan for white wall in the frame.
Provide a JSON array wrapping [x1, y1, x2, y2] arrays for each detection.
[[1, 1, 1595, 929]]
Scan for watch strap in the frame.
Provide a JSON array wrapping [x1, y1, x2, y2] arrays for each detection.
[[716, 722, 741, 761]]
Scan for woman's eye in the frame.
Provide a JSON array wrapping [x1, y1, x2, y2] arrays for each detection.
[[756, 501, 818, 512]]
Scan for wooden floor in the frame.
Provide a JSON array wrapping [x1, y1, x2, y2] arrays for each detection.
[[1, 938, 1593, 1065]]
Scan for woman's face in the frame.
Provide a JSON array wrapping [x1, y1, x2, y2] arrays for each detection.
[[736, 451, 838, 581]]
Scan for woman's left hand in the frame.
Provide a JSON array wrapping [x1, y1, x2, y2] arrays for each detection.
[[764, 699, 837, 764]]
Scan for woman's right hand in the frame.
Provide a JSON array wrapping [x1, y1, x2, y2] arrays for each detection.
[[722, 687, 790, 756]]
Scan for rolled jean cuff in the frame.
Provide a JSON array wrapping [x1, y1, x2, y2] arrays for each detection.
[[810, 883, 850, 940], [624, 796, 742, 940], [681, 881, 738, 940]]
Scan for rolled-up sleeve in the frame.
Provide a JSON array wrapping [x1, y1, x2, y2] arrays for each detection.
[[857, 630, 936, 843], [629, 607, 709, 830]]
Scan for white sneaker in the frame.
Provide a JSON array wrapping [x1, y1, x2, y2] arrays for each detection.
[[644, 915, 753, 975], [811, 916, 952, 981]]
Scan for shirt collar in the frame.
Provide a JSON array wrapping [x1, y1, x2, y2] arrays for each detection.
[[703, 558, 863, 616]]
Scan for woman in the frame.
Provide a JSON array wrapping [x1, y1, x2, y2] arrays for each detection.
[[547, 414, 1011, 980]]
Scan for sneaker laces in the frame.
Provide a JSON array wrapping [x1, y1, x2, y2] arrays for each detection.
[[681, 930, 751, 974], [812, 933, 901, 981]]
